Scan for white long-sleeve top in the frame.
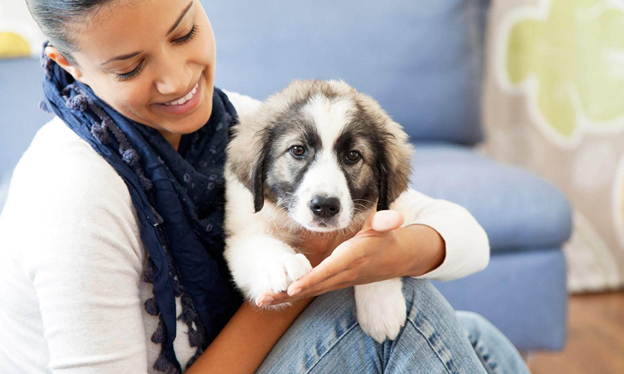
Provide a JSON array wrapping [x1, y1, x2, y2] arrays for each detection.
[[0, 92, 489, 373]]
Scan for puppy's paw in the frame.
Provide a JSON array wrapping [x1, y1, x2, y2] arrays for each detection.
[[355, 278, 407, 343], [251, 252, 312, 302]]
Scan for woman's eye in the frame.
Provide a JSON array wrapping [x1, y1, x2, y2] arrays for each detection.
[[114, 24, 198, 82], [289, 145, 306, 158], [173, 24, 199, 45], [346, 151, 361, 163], [116, 61, 145, 82]]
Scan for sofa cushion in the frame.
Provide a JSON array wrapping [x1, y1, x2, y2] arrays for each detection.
[[434, 247, 568, 351], [410, 143, 573, 252], [202, 0, 487, 145]]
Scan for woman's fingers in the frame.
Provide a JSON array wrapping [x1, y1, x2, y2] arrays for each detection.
[[286, 241, 356, 296], [255, 210, 404, 307], [288, 269, 356, 300], [254, 251, 350, 305], [255, 243, 356, 306], [260, 270, 356, 306], [285, 210, 404, 296]]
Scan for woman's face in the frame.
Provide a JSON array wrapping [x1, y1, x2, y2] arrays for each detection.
[[49, 0, 216, 149]]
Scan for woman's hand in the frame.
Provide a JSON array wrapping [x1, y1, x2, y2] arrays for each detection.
[[258, 210, 446, 307]]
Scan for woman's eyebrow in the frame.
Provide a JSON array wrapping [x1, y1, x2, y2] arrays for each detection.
[[167, 1, 194, 36], [100, 1, 194, 67]]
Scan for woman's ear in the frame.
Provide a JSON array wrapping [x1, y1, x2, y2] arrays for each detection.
[[45, 46, 89, 85]]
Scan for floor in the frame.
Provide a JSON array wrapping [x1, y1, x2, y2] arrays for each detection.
[[528, 291, 624, 374]]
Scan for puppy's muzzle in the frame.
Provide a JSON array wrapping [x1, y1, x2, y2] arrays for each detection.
[[309, 195, 341, 219]]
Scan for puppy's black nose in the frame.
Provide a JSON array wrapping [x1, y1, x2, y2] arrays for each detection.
[[309, 196, 341, 218]]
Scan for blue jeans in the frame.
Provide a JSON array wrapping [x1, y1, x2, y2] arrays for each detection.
[[257, 278, 530, 373]]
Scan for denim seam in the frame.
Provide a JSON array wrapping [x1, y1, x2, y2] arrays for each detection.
[[305, 322, 361, 374], [469, 337, 499, 374], [406, 316, 454, 374]]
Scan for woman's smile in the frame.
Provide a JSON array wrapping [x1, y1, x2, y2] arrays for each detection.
[[154, 74, 203, 116]]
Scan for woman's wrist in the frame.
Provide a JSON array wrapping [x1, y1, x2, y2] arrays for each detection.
[[395, 224, 446, 277]]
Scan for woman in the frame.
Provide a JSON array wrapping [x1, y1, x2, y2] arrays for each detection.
[[0, 0, 529, 372]]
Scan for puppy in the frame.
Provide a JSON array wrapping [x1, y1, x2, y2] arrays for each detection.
[[224, 80, 415, 342]]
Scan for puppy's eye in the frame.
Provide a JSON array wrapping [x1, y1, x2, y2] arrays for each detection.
[[346, 151, 361, 163], [289, 145, 306, 158]]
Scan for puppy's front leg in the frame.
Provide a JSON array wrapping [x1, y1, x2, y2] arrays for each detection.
[[224, 235, 312, 305], [355, 278, 407, 343]]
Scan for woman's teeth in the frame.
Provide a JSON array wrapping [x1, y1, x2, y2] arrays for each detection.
[[164, 83, 198, 106]]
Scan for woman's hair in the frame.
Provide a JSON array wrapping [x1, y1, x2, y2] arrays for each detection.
[[26, 0, 114, 65]]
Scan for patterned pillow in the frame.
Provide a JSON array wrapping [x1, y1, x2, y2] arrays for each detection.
[[0, 1, 46, 59], [483, 0, 624, 292]]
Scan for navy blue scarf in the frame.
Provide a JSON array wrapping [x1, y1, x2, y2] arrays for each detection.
[[40, 49, 242, 373]]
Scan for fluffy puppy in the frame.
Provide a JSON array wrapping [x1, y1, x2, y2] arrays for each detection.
[[224, 80, 415, 342]]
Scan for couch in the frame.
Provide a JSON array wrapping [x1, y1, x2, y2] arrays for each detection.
[[0, 0, 572, 352]]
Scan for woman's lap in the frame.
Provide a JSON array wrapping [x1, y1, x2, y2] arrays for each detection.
[[257, 278, 491, 374]]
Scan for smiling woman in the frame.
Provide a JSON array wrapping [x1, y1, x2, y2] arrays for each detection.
[[30, 0, 215, 150]]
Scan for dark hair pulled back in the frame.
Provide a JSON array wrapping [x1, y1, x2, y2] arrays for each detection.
[[26, 0, 113, 65]]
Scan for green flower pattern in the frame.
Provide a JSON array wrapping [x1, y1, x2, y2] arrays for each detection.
[[506, 0, 624, 138]]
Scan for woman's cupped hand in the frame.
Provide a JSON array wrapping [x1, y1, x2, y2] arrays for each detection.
[[256, 210, 413, 307]]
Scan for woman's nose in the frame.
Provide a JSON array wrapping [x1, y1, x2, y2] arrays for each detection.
[[154, 56, 193, 97]]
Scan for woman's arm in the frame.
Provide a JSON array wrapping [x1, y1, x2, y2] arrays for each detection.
[[393, 223, 446, 277], [394, 188, 490, 280], [186, 299, 313, 374]]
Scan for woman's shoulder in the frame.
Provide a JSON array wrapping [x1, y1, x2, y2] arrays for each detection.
[[19, 116, 112, 172], [9, 116, 130, 205], [0, 116, 145, 274], [0, 116, 142, 262]]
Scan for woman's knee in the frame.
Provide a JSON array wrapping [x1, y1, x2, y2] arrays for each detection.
[[401, 278, 457, 321]]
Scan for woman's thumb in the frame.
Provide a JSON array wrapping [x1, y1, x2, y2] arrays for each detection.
[[370, 210, 404, 232]]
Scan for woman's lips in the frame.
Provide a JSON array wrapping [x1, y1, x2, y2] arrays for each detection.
[[153, 81, 201, 116]]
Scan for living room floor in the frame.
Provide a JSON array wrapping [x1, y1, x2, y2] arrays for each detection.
[[528, 291, 624, 374]]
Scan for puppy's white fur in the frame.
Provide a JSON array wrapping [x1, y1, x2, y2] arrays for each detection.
[[224, 80, 415, 342]]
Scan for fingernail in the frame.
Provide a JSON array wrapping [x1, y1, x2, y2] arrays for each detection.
[[288, 288, 302, 296], [260, 296, 274, 306]]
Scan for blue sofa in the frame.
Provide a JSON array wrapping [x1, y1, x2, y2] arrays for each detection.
[[0, 0, 572, 352]]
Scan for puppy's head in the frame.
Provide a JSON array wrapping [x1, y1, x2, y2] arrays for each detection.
[[227, 80, 413, 233]]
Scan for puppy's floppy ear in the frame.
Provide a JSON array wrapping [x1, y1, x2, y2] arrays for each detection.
[[226, 119, 270, 213], [376, 123, 413, 211], [354, 93, 413, 211], [250, 140, 269, 213], [376, 154, 392, 211]]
